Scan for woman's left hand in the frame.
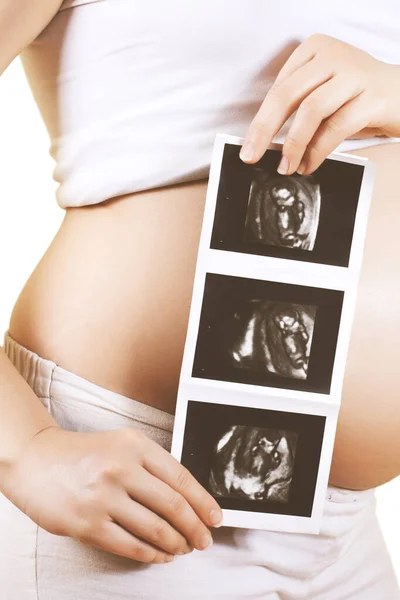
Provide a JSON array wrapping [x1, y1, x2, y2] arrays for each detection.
[[240, 33, 400, 175]]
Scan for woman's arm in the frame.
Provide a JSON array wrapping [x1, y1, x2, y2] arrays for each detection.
[[0, 0, 63, 75], [0, 334, 222, 564], [0, 348, 58, 477], [0, 0, 64, 475]]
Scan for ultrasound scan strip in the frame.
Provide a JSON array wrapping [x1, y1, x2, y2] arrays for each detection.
[[171, 134, 375, 534]]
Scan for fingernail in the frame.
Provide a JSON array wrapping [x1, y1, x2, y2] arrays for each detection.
[[277, 155, 289, 175], [297, 160, 306, 175], [240, 142, 255, 162], [209, 508, 223, 527], [199, 533, 213, 550], [164, 554, 175, 562], [177, 544, 193, 555]]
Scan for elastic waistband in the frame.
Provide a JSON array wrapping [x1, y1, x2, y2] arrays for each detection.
[[4, 331, 56, 399], [3, 331, 174, 434]]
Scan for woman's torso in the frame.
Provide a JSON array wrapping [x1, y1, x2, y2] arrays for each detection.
[[9, 1, 400, 489]]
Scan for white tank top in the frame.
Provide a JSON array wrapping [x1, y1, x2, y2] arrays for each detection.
[[21, 0, 400, 208]]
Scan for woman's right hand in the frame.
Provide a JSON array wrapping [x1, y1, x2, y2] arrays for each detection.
[[3, 426, 223, 564]]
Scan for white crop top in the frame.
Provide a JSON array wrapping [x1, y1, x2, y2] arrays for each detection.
[[21, 0, 400, 208]]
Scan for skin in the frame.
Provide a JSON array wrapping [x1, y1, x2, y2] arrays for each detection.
[[0, 0, 63, 76], [1, 22, 400, 562]]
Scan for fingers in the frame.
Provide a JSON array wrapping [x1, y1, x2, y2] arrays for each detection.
[[126, 467, 216, 552], [80, 519, 176, 564], [281, 75, 363, 174], [296, 92, 372, 174], [240, 58, 333, 164], [273, 33, 337, 86], [143, 444, 223, 529], [111, 493, 193, 556]]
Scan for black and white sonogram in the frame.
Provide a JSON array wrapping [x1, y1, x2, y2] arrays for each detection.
[[192, 273, 344, 394], [231, 300, 316, 381], [210, 143, 365, 267], [244, 170, 321, 251], [209, 425, 298, 503], [180, 401, 327, 517]]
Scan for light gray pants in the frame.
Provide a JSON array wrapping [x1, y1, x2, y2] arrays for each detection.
[[1, 331, 399, 600]]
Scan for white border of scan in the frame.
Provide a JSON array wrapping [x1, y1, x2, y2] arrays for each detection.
[[172, 385, 339, 534], [171, 133, 375, 534]]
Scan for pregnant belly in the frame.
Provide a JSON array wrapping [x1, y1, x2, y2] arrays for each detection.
[[9, 179, 209, 415], [9, 143, 400, 491]]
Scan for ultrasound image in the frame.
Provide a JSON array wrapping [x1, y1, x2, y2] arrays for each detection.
[[230, 300, 316, 380], [209, 425, 298, 503], [244, 171, 321, 251]]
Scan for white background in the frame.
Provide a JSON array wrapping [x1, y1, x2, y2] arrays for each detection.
[[0, 59, 399, 582]]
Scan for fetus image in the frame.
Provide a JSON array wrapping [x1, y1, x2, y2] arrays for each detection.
[[209, 425, 298, 503], [244, 171, 321, 250], [230, 300, 316, 380]]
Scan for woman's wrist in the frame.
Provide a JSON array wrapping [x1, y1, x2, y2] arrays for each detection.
[[380, 63, 400, 137], [0, 422, 61, 490], [0, 345, 61, 492]]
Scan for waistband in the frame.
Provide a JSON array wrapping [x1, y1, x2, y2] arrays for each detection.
[[3, 331, 174, 434]]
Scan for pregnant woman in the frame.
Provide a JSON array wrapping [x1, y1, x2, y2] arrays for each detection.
[[0, 1, 399, 598]]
